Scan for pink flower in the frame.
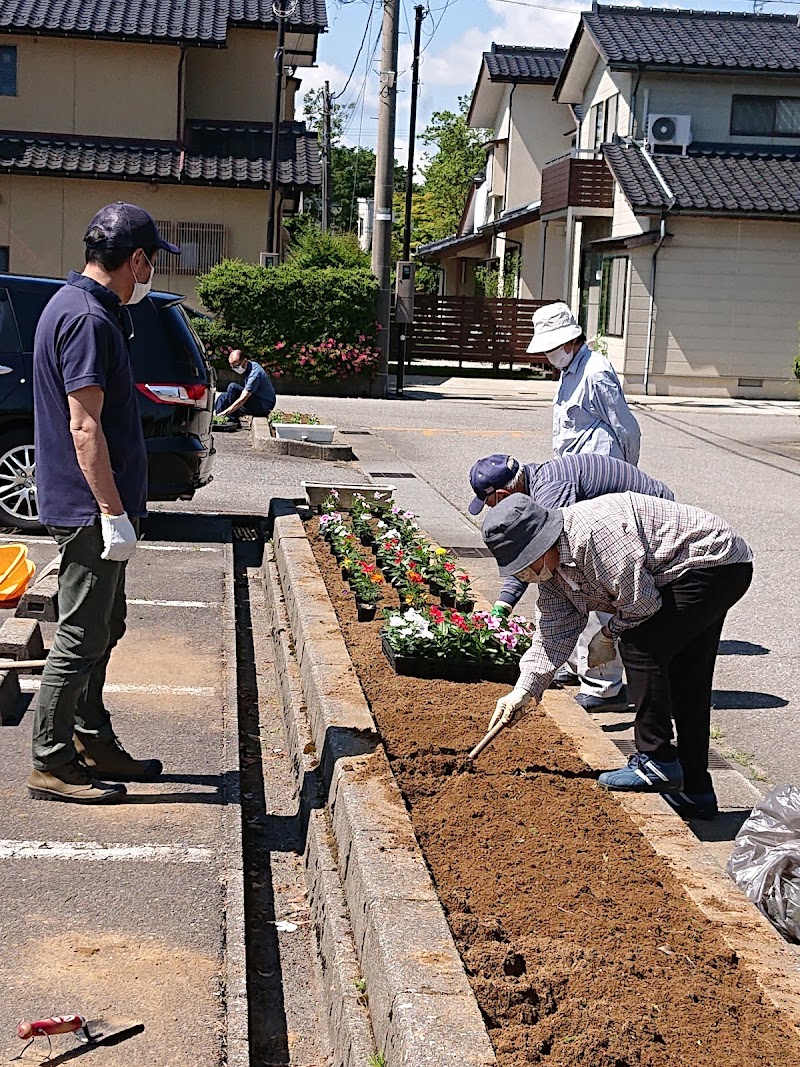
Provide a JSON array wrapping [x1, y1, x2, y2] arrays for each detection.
[[275, 341, 286, 351]]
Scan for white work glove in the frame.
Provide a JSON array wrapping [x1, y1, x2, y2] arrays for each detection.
[[100, 512, 138, 562], [587, 627, 616, 668], [489, 687, 534, 731]]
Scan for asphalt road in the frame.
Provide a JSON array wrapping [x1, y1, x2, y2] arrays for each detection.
[[275, 385, 800, 790]]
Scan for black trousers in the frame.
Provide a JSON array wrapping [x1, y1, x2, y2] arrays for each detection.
[[618, 562, 753, 793]]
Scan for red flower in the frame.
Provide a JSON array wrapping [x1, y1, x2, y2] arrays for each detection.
[[449, 611, 471, 632], [429, 606, 444, 623], [408, 571, 425, 585], [443, 562, 456, 573], [360, 562, 376, 574]]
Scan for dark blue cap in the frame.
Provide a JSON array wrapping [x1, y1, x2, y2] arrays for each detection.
[[468, 454, 520, 515], [84, 202, 181, 255]]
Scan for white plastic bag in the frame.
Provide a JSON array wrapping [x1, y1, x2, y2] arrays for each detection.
[[727, 784, 800, 942]]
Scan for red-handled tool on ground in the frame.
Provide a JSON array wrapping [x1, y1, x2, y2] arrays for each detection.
[[14, 1014, 144, 1059]]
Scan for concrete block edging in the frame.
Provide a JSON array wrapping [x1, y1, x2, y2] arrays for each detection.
[[269, 508, 497, 1066]]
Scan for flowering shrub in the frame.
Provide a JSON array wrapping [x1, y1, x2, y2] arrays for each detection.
[[383, 608, 534, 666], [260, 338, 381, 384]]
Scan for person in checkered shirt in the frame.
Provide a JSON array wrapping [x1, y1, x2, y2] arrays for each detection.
[[482, 491, 753, 820]]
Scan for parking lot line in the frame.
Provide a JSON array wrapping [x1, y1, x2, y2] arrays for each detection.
[[127, 598, 218, 608], [0, 840, 214, 862], [0, 535, 220, 552], [20, 680, 215, 695]]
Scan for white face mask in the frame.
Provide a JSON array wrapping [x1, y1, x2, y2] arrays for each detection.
[[545, 345, 574, 370], [515, 561, 554, 585], [232, 364, 247, 376], [126, 253, 155, 305]]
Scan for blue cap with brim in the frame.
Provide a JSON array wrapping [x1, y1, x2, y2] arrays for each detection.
[[84, 202, 181, 255], [481, 494, 563, 577], [468, 454, 520, 515]]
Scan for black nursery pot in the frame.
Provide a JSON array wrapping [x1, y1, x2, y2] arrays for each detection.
[[429, 579, 441, 596], [356, 602, 377, 622], [440, 590, 456, 608], [456, 599, 476, 613]]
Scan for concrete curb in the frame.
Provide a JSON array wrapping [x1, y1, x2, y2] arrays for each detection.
[[221, 538, 250, 1067], [269, 506, 496, 1067], [251, 418, 354, 461], [264, 543, 377, 1067]]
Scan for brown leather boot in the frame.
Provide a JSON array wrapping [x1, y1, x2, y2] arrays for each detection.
[[74, 733, 163, 782], [29, 758, 126, 803]]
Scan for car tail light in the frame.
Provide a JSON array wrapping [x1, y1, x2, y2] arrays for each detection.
[[136, 383, 208, 407]]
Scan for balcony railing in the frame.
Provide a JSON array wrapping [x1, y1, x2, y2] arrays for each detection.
[[540, 154, 614, 216]]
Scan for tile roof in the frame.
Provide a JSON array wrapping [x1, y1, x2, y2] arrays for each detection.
[[604, 140, 800, 217], [584, 6, 800, 73], [0, 123, 321, 188], [484, 44, 566, 83], [0, 0, 327, 45]]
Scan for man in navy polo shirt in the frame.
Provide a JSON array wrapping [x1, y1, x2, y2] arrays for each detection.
[[29, 202, 180, 804], [214, 348, 276, 425]]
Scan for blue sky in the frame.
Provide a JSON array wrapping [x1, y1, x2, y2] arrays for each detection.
[[299, 0, 800, 168]]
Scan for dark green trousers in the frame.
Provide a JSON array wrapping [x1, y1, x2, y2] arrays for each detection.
[[31, 522, 132, 770]]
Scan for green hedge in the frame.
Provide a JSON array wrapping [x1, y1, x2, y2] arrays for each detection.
[[195, 258, 380, 379]]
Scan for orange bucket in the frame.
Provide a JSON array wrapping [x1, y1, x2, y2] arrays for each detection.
[[0, 544, 35, 603]]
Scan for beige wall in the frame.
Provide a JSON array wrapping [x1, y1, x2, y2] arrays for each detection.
[[619, 217, 800, 398], [0, 174, 272, 306], [0, 35, 179, 140], [579, 62, 632, 150], [635, 72, 800, 149], [506, 85, 574, 209], [185, 29, 278, 122]]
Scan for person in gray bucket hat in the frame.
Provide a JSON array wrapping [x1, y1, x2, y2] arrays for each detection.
[[482, 492, 754, 820]]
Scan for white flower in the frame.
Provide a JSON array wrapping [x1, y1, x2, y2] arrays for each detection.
[[387, 616, 406, 628], [376, 519, 387, 529]]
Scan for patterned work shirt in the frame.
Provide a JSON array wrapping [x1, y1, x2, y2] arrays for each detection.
[[552, 344, 641, 465], [497, 455, 674, 607], [516, 492, 753, 701]]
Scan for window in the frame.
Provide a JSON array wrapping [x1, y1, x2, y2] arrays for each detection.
[[0, 47, 16, 96], [0, 289, 22, 353], [0, 246, 9, 273], [603, 94, 619, 143], [731, 94, 800, 137], [154, 220, 227, 276], [599, 256, 627, 338], [592, 104, 604, 152]]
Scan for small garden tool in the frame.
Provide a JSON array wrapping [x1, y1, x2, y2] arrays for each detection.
[[15, 1014, 144, 1059], [467, 720, 508, 760]]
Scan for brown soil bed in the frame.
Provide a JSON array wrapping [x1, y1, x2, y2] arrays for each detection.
[[308, 520, 800, 1067]]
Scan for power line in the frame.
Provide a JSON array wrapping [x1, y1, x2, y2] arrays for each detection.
[[333, 0, 377, 100]]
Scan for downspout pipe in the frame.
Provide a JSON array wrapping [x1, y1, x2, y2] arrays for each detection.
[[643, 215, 667, 396]]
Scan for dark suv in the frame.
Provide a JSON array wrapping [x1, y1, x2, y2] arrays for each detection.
[[0, 275, 215, 529]]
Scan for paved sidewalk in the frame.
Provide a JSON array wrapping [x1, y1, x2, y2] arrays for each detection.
[[0, 516, 234, 1067]]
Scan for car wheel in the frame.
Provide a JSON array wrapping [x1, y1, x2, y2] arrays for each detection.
[[0, 428, 41, 530]]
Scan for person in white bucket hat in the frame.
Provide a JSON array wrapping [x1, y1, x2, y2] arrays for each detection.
[[527, 301, 641, 711], [527, 301, 640, 465]]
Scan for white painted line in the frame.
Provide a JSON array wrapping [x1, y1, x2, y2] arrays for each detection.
[[128, 599, 217, 608], [0, 840, 214, 862], [21, 680, 215, 695], [0, 536, 220, 552]]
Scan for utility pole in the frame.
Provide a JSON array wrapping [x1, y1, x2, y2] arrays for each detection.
[[396, 3, 425, 398], [266, 1, 290, 259], [321, 80, 332, 232], [402, 6, 424, 262], [371, 0, 400, 396]]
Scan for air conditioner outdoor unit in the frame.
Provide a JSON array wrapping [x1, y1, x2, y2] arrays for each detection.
[[647, 114, 692, 153]]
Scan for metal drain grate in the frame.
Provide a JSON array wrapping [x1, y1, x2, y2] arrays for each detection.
[[232, 525, 261, 542], [369, 471, 417, 478], [613, 739, 732, 770], [449, 546, 494, 558], [339, 429, 373, 436]]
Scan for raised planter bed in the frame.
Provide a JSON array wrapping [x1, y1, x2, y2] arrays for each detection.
[[305, 516, 800, 1066], [381, 632, 517, 684]]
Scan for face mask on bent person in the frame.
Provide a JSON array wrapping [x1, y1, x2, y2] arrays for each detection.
[[125, 253, 155, 306], [515, 561, 554, 585], [232, 364, 247, 376], [545, 345, 574, 370]]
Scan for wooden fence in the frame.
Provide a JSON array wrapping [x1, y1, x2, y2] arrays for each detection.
[[407, 295, 550, 370]]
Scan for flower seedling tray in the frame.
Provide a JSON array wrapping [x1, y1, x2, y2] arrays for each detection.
[[380, 633, 518, 684], [302, 482, 396, 512]]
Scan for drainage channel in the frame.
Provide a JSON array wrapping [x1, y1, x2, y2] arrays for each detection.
[[231, 520, 330, 1067]]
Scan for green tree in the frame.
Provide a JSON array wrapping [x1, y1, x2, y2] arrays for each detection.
[[418, 95, 490, 242]]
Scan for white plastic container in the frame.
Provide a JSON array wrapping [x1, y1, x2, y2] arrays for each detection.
[[272, 423, 336, 444]]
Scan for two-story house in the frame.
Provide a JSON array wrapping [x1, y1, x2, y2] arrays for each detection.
[[418, 44, 574, 300], [548, 5, 800, 398], [0, 0, 326, 302]]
